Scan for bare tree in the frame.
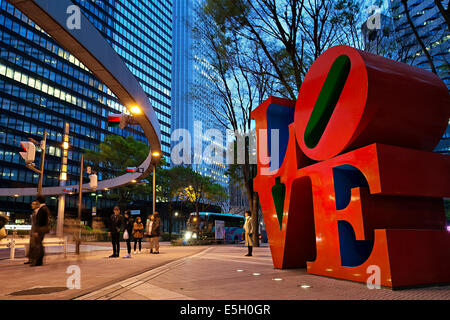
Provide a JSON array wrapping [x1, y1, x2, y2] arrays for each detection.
[[401, 0, 438, 74], [435, 0, 450, 32]]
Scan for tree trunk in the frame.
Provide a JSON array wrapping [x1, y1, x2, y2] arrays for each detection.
[[168, 202, 172, 241], [195, 203, 200, 235], [251, 194, 259, 247], [435, 0, 450, 32]]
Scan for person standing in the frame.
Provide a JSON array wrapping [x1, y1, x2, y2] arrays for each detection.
[[122, 210, 133, 258], [149, 212, 161, 254], [133, 216, 144, 254], [24, 200, 39, 265], [243, 210, 254, 257], [145, 214, 153, 253], [109, 206, 123, 258], [0, 213, 8, 241], [29, 196, 50, 266]]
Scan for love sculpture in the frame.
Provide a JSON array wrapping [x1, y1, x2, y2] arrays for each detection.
[[252, 45, 450, 288]]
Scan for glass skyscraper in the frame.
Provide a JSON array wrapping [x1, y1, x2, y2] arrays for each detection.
[[172, 0, 228, 190], [389, 0, 449, 154], [0, 0, 172, 219], [362, 1, 449, 154]]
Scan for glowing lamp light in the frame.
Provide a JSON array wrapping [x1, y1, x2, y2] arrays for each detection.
[[131, 179, 137, 183], [60, 172, 67, 181], [152, 151, 161, 157], [62, 141, 69, 150], [129, 105, 142, 115]]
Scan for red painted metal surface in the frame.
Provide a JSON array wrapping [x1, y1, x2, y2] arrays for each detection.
[[294, 45, 450, 161], [251, 45, 450, 288]]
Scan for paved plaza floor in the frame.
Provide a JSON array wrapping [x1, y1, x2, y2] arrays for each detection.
[[0, 243, 449, 300]]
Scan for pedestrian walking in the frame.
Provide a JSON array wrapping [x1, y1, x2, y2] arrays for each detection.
[[243, 210, 254, 257], [29, 196, 50, 266], [109, 206, 123, 258], [123, 210, 133, 258], [133, 216, 144, 254], [149, 212, 161, 254]]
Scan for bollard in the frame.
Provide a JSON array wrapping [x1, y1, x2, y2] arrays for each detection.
[[9, 239, 15, 260]]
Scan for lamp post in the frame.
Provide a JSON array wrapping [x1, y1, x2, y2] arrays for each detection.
[[91, 192, 102, 217], [174, 211, 179, 235], [152, 164, 156, 214], [36, 131, 47, 196], [75, 154, 84, 255], [57, 122, 69, 237], [151, 151, 160, 214]]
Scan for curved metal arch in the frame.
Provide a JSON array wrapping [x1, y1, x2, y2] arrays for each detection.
[[0, 0, 161, 196]]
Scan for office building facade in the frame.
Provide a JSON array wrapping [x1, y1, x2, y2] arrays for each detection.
[[389, 0, 449, 154], [172, 0, 228, 190], [0, 0, 172, 220]]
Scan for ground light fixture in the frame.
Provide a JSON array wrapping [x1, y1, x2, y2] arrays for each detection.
[[236, 269, 244, 272], [272, 278, 283, 281], [300, 284, 311, 289], [252, 273, 261, 276]]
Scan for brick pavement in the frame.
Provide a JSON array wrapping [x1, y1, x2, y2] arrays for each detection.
[[0, 242, 207, 300], [1, 243, 449, 300], [75, 246, 450, 300]]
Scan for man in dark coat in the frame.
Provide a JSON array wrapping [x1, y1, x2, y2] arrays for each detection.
[[29, 196, 50, 266], [109, 206, 123, 258], [149, 212, 161, 254], [24, 200, 40, 265]]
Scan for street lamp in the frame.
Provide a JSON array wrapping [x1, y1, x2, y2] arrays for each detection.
[[57, 123, 69, 237], [151, 150, 161, 214], [90, 193, 102, 217], [129, 105, 142, 115]]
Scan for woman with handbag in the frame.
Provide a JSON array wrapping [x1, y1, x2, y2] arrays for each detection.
[[133, 216, 144, 254], [122, 210, 133, 258]]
